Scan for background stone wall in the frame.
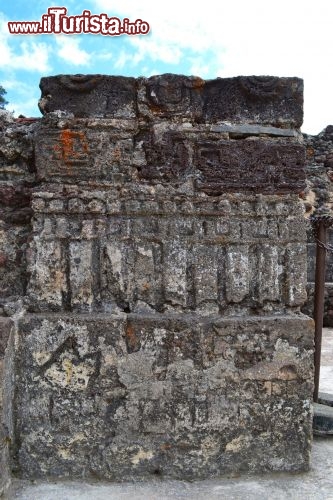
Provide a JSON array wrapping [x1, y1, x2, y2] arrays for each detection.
[[302, 126, 333, 325], [0, 111, 37, 495], [1, 75, 314, 481], [0, 111, 37, 314]]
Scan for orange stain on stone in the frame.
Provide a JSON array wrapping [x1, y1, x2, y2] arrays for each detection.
[[191, 76, 205, 90], [56, 129, 89, 165]]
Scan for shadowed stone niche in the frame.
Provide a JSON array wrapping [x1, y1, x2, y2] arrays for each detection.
[[6, 74, 313, 481]]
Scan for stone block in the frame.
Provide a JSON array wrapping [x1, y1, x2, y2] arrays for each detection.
[[40, 75, 303, 128], [14, 313, 313, 480], [202, 76, 303, 127], [39, 75, 137, 118], [25, 190, 308, 316], [225, 246, 250, 303], [194, 140, 305, 195], [35, 122, 136, 183], [138, 131, 305, 195]]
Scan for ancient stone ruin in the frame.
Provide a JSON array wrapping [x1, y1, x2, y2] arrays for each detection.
[[0, 74, 314, 493], [302, 126, 333, 325]]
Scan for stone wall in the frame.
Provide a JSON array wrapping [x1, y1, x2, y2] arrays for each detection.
[[1, 74, 313, 481], [302, 126, 333, 325], [0, 110, 37, 494], [0, 111, 37, 313], [0, 318, 14, 496]]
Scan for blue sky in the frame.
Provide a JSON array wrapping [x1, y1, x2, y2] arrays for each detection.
[[1, 0, 333, 134]]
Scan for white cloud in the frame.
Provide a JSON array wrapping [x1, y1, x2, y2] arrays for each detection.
[[1, 78, 41, 117], [1, 2, 332, 131], [55, 36, 91, 66], [188, 56, 214, 79], [0, 13, 50, 72], [7, 97, 40, 117], [95, 51, 113, 62], [130, 38, 182, 65], [113, 49, 130, 70], [94, 0, 333, 133]]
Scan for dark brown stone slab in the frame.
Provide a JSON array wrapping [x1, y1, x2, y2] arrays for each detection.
[[195, 140, 306, 195], [39, 75, 137, 118], [138, 129, 190, 182], [140, 132, 305, 194], [202, 76, 303, 128], [139, 74, 204, 120], [39, 74, 303, 127]]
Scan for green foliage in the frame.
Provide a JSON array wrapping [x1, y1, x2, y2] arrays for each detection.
[[0, 85, 8, 109]]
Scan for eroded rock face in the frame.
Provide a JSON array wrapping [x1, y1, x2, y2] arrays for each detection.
[[0, 74, 314, 480], [15, 314, 313, 479], [0, 318, 14, 496], [39, 74, 304, 127], [0, 114, 37, 307]]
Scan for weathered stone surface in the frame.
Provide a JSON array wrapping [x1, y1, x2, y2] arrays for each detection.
[[313, 403, 333, 435], [0, 74, 314, 482], [0, 318, 14, 497], [201, 76, 303, 127], [39, 75, 137, 118], [34, 118, 305, 195], [138, 130, 305, 194], [303, 126, 333, 215], [14, 313, 313, 480], [35, 119, 137, 183], [194, 140, 305, 195], [210, 123, 300, 137], [318, 392, 333, 406], [138, 74, 204, 121], [0, 318, 12, 356], [26, 190, 307, 315], [0, 115, 37, 304], [40, 74, 303, 128], [301, 126, 333, 325]]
